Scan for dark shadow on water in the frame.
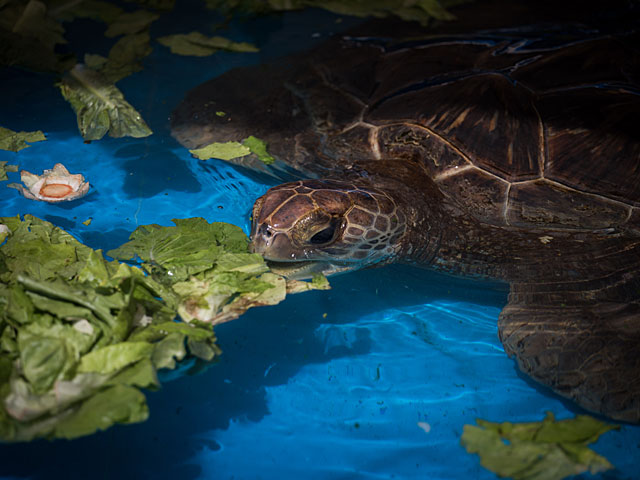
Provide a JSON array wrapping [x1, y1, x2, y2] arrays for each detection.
[[42, 215, 76, 232], [115, 143, 201, 199], [0, 265, 507, 480], [80, 228, 136, 254]]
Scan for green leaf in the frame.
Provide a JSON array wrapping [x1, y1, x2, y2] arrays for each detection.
[[106, 358, 159, 389], [19, 335, 68, 393], [151, 332, 186, 369], [53, 384, 148, 439], [0, 0, 66, 50], [107, 218, 249, 279], [189, 141, 251, 161], [157, 31, 258, 56], [0, 127, 46, 152], [104, 10, 159, 37], [243, 136, 275, 165], [49, 0, 124, 24], [205, 0, 455, 25], [78, 341, 154, 374], [461, 413, 618, 480], [58, 64, 152, 141], [128, 320, 215, 343], [97, 32, 153, 83], [187, 337, 219, 361]]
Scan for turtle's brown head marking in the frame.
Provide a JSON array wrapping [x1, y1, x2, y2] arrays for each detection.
[[250, 179, 407, 278]]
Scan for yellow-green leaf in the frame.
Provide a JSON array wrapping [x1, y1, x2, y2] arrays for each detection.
[[0, 127, 46, 152], [157, 31, 258, 56]]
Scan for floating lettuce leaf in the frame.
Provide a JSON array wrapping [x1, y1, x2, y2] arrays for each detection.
[[58, 64, 152, 140], [52, 384, 149, 439], [107, 218, 250, 280], [461, 412, 618, 480], [190, 141, 251, 161], [157, 31, 258, 56], [1, 215, 327, 441], [104, 9, 159, 37], [108, 218, 329, 325], [0, 161, 19, 181], [190, 136, 275, 164], [0, 127, 46, 152]]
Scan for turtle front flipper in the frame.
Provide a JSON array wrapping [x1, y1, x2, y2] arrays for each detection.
[[499, 282, 640, 423]]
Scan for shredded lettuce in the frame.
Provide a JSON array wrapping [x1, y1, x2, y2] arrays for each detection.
[[0, 215, 328, 441], [461, 412, 617, 480], [0, 215, 218, 441]]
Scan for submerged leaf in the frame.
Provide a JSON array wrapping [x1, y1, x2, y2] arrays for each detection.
[[53, 384, 148, 439], [78, 342, 154, 374], [104, 9, 159, 37], [0, 127, 46, 152], [461, 413, 618, 480], [99, 32, 153, 83], [205, 0, 456, 24], [0, 0, 74, 72], [49, 0, 124, 24], [0, 0, 66, 49], [58, 64, 152, 140], [157, 31, 258, 56]]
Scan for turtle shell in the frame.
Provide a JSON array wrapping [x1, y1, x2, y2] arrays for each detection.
[[309, 31, 640, 231], [171, 14, 640, 233]]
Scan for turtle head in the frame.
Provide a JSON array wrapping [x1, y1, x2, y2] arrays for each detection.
[[250, 179, 407, 279]]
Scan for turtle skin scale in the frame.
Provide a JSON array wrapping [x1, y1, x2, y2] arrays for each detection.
[[171, 3, 640, 422]]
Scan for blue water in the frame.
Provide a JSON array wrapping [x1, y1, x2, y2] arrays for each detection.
[[1, 3, 639, 479]]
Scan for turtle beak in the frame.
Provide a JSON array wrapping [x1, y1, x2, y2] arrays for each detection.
[[262, 258, 356, 280], [250, 228, 301, 260]]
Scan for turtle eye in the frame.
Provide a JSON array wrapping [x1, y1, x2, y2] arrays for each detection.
[[309, 225, 336, 244], [308, 218, 341, 245]]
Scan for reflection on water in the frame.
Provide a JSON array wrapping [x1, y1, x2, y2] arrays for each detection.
[[0, 1, 639, 479]]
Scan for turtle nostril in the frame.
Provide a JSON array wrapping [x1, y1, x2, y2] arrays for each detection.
[[258, 224, 273, 238]]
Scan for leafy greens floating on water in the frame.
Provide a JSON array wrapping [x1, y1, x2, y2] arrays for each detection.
[[460, 412, 617, 480], [0, 215, 227, 440], [0, 215, 328, 441], [190, 136, 275, 165], [58, 64, 153, 141], [0, 127, 46, 153], [157, 31, 259, 56], [0, 162, 18, 182], [107, 217, 328, 325], [0, 214, 218, 441]]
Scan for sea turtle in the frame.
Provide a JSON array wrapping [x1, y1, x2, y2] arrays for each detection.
[[171, 5, 640, 422]]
